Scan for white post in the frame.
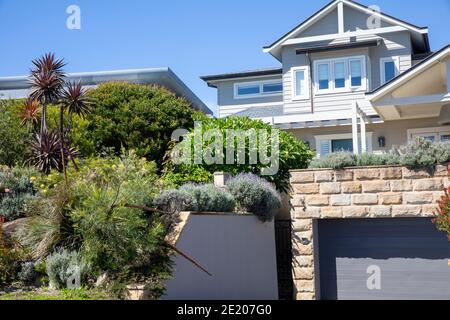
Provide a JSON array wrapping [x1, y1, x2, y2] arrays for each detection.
[[338, 2, 345, 34], [447, 59, 450, 93], [352, 102, 359, 155], [360, 113, 367, 153]]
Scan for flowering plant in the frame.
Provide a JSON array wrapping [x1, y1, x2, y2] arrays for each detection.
[[433, 169, 450, 240]]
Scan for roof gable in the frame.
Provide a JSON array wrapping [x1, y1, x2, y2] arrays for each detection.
[[264, 0, 428, 60]]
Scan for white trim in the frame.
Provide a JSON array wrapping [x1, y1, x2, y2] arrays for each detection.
[[369, 47, 450, 101], [313, 55, 367, 94], [206, 73, 282, 86], [314, 132, 373, 158], [233, 79, 283, 100], [219, 101, 284, 111], [337, 2, 344, 34], [407, 126, 450, 142], [380, 56, 400, 85], [280, 26, 407, 47], [263, 0, 428, 53], [291, 66, 310, 101], [372, 93, 450, 107]]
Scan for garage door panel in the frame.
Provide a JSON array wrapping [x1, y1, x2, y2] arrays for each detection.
[[319, 218, 450, 300]]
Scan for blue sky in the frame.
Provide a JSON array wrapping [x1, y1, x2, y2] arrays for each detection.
[[0, 0, 449, 115]]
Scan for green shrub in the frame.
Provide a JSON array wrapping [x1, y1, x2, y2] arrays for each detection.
[[46, 249, 89, 289], [69, 82, 203, 168], [309, 152, 357, 169], [226, 173, 281, 222], [0, 167, 38, 221], [165, 116, 315, 193], [18, 261, 36, 284], [0, 99, 32, 167], [155, 184, 235, 213], [395, 137, 450, 167]]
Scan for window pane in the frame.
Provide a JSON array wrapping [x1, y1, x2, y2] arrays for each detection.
[[384, 61, 396, 83], [263, 82, 282, 94], [295, 70, 305, 96], [318, 64, 329, 90], [332, 139, 354, 152], [334, 62, 346, 88], [350, 60, 362, 87], [237, 85, 260, 96], [441, 135, 450, 142]]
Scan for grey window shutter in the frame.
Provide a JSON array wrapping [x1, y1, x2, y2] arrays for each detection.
[[320, 140, 330, 157]]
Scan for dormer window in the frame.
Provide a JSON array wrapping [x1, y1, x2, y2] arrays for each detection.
[[313, 56, 367, 94], [234, 80, 283, 99], [380, 56, 400, 84]]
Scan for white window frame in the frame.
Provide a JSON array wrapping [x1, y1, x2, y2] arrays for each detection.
[[234, 79, 283, 99], [291, 66, 310, 101], [313, 55, 367, 94], [380, 56, 400, 85], [314, 132, 373, 158], [407, 127, 450, 143]]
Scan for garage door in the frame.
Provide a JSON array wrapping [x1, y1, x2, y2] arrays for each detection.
[[318, 218, 450, 300]]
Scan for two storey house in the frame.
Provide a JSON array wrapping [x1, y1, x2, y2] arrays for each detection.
[[202, 0, 450, 158]]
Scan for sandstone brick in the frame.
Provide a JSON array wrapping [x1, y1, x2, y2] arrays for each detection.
[[434, 164, 449, 177], [293, 267, 314, 280], [392, 205, 422, 217], [320, 207, 343, 218], [291, 171, 315, 184], [295, 292, 315, 300], [362, 181, 390, 193], [297, 244, 313, 255], [335, 170, 354, 181], [369, 206, 392, 217], [315, 171, 334, 182], [391, 180, 413, 192], [320, 182, 341, 194], [292, 207, 306, 219], [291, 195, 305, 207], [293, 183, 319, 194], [295, 230, 313, 242], [380, 167, 403, 180], [432, 191, 446, 203], [402, 167, 431, 179], [294, 255, 313, 267], [341, 181, 362, 194], [293, 219, 312, 232], [354, 168, 380, 180], [352, 194, 378, 205], [295, 280, 315, 292], [305, 195, 329, 206], [403, 192, 433, 204], [343, 206, 368, 218], [413, 179, 443, 191], [444, 177, 450, 188], [330, 194, 351, 206], [422, 204, 439, 217], [379, 193, 403, 205], [304, 207, 321, 218]]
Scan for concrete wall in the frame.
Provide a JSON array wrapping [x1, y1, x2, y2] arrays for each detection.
[[164, 213, 278, 300], [289, 165, 448, 300]]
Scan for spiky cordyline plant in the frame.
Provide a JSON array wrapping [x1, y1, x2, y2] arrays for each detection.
[[62, 81, 91, 121], [28, 53, 66, 134], [20, 98, 41, 128]]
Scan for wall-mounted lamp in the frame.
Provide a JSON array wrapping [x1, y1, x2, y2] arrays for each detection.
[[378, 136, 386, 148]]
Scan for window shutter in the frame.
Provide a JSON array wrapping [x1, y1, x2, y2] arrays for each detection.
[[320, 140, 330, 157]]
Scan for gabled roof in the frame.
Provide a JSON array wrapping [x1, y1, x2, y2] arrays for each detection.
[[263, 0, 429, 60], [367, 45, 450, 101]]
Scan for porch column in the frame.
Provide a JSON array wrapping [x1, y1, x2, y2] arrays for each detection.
[[360, 114, 367, 153], [352, 102, 359, 155]]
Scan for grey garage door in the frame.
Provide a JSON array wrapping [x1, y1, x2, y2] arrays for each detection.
[[318, 218, 450, 300]]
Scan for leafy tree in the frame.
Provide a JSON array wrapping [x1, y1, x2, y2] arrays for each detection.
[[164, 116, 315, 193], [74, 82, 204, 169]]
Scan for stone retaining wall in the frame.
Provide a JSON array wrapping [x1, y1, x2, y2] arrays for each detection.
[[290, 164, 448, 300]]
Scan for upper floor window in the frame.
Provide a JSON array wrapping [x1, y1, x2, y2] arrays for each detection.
[[380, 57, 400, 85], [313, 56, 366, 94], [234, 80, 282, 99], [292, 66, 310, 100]]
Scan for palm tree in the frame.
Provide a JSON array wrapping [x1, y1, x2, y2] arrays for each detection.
[[29, 53, 66, 134]]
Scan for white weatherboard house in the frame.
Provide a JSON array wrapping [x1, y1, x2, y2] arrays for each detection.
[[202, 0, 450, 157]]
